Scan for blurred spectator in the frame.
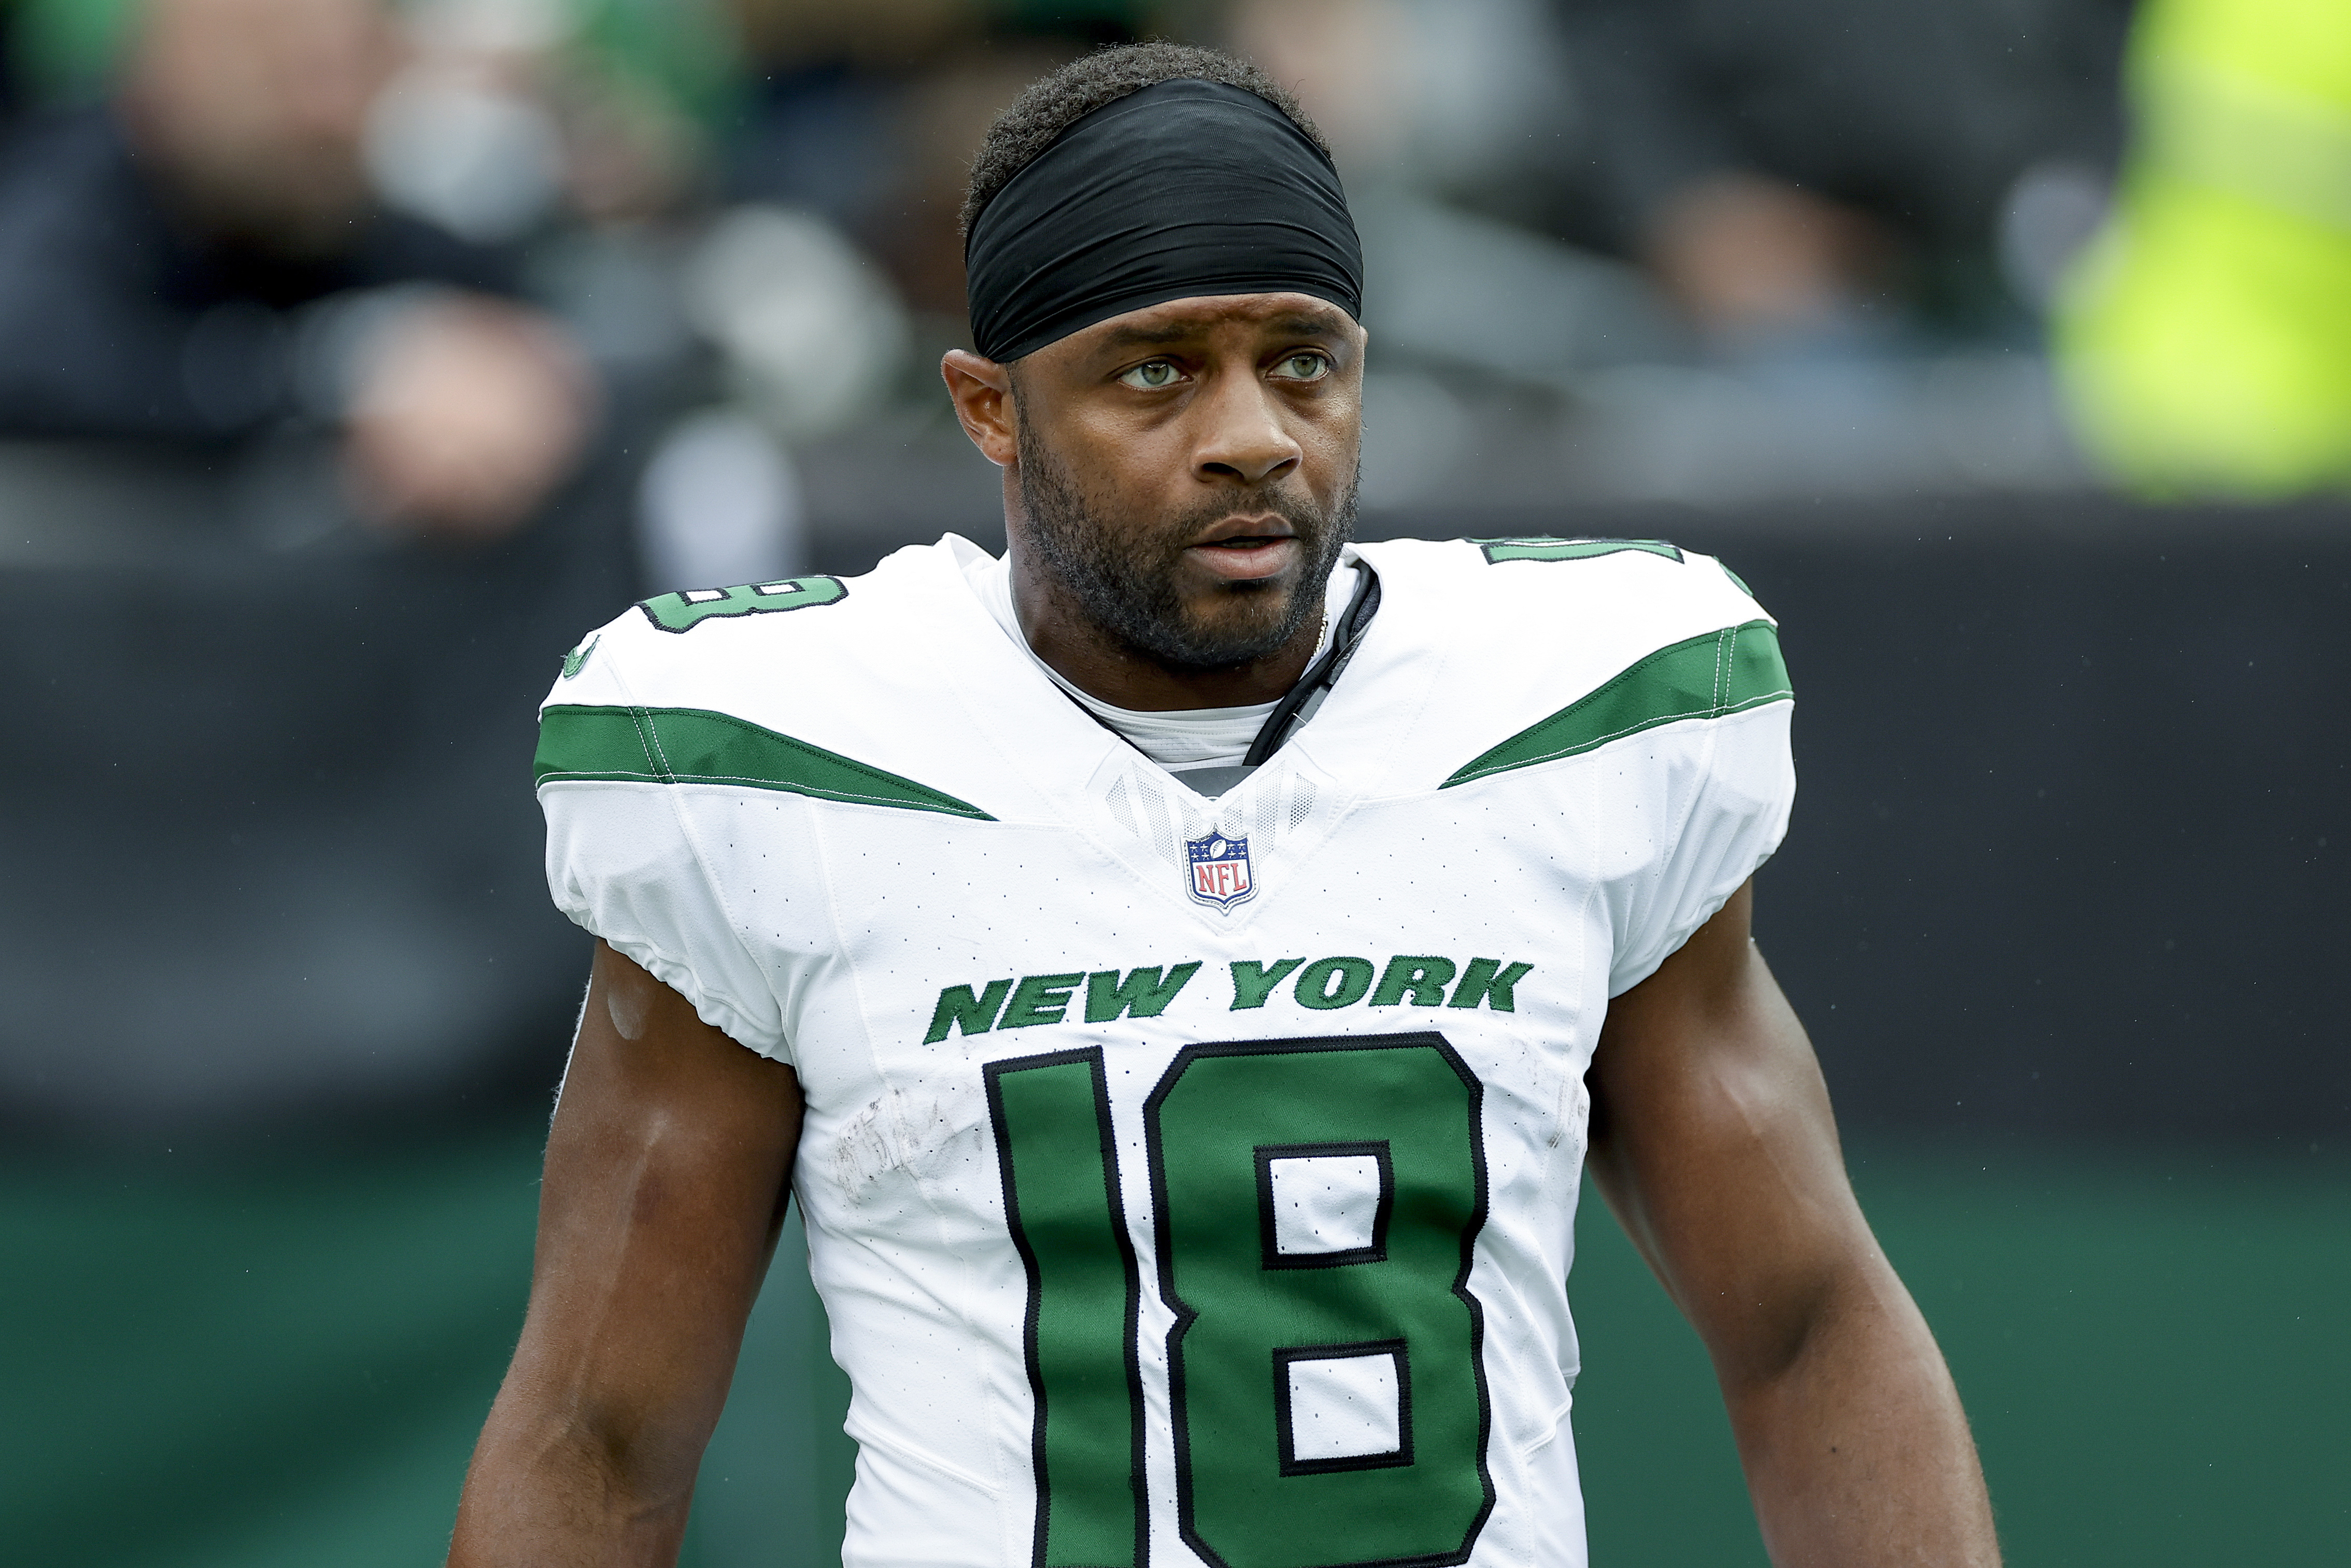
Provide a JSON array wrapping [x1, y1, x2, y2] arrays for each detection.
[[719, 0, 975, 280], [724, 2, 1144, 322], [1548, 0, 2132, 349], [0, 0, 596, 541], [1228, 0, 1580, 223], [1231, 0, 1673, 394], [2055, 0, 2351, 498], [638, 3, 1153, 581], [1223, 0, 1676, 509]]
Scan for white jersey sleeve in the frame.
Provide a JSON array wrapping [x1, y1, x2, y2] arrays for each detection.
[[1592, 556, 1796, 995], [535, 621, 791, 1061], [1604, 695, 1795, 996]]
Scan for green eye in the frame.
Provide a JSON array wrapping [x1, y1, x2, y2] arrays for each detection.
[[1273, 352, 1331, 382], [1121, 360, 1180, 389]]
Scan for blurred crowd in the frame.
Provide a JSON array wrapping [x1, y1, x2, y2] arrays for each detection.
[[0, 0, 2342, 1185], [0, 0, 2343, 556], [3, 0, 2349, 1241]]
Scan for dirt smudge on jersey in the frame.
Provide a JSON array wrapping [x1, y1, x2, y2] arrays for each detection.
[[831, 1082, 985, 1204]]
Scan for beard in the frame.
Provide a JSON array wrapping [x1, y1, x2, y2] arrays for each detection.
[[1015, 417, 1358, 672]]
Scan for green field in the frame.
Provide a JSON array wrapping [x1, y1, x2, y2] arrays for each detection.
[[4, 1129, 2343, 1565], [1569, 1145, 2351, 1565]]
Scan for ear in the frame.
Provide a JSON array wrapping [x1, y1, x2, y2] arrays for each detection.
[[941, 350, 1018, 468]]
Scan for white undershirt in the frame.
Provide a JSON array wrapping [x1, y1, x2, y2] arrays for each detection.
[[967, 546, 1359, 780]]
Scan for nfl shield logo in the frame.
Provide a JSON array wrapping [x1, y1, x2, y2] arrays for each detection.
[[1186, 831, 1256, 911]]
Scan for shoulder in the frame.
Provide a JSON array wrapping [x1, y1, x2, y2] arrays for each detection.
[[546, 535, 980, 713], [1342, 535, 1790, 792], [535, 536, 1015, 818], [1354, 533, 1767, 642]]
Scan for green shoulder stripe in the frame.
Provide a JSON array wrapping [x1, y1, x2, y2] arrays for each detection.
[[1473, 536, 1683, 565], [1441, 620, 1791, 788], [535, 704, 994, 820]]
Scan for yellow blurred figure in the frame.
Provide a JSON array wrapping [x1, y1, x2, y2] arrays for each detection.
[[2056, 0, 2351, 498]]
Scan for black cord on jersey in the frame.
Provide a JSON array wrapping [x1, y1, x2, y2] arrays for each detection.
[[1242, 561, 1381, 767]]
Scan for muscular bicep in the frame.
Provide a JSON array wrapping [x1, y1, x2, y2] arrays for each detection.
[[1585, 882, 1882, 1386], [504, 940, 804, 1479]]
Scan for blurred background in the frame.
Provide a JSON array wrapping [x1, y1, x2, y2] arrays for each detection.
[[0, 1, 2343, 1563]]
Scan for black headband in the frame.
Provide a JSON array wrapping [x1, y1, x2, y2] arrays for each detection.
[[964, 78, 1365, 363]]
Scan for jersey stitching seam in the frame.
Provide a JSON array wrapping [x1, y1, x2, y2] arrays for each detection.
[[838, 1412, 1002, 1495], [1447, 688, 1791, 786], [643, 704, 982, 810], [630, 705, 675, 783], [538, 761, 982, 815], [799, 789, 1012, 1526], [639, 762, 973, 811], [1343, 548, 1449, 800], [537, 700, 988, 814], [607, 654, 789, 1061], [1608, 696, 1788, 998], [1515, 1395, 1575, 1460]]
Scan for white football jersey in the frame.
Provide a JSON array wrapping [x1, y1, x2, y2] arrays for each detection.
[[536, 533, 1794, 1568]]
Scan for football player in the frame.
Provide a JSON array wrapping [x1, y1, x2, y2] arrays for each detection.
[[450, 44, 1999, 1568]]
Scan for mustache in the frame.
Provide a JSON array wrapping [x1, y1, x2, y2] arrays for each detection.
[[1146, 484, 1330, 553]]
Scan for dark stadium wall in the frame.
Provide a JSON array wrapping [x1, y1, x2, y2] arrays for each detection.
[[1367, 495, 2351, 1149], [0, 440, 642, 1142]]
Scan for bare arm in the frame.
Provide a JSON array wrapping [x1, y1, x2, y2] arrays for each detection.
[[448, 941, 805, 1567], [1587, 883, 1999, 1566]]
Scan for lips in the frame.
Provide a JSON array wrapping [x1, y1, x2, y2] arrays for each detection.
[[1184, 514, 1301, 581], [1188, 512, 1298, 549]]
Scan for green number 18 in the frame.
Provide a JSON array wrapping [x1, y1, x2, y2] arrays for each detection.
[[985, 1033, 1495, 1568]]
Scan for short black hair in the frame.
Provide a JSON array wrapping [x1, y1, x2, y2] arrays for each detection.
[[959, 42, 1330, 239]]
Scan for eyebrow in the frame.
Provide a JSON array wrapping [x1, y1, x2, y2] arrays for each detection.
[[1093, 307, 1353, 354], [1260, 310, 1352, 338]]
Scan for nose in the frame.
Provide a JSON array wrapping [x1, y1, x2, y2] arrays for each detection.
[[1192, 368, 1302, 487]]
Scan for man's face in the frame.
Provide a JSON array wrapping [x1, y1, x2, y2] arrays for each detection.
[[1006, 293, 1365, 671]]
